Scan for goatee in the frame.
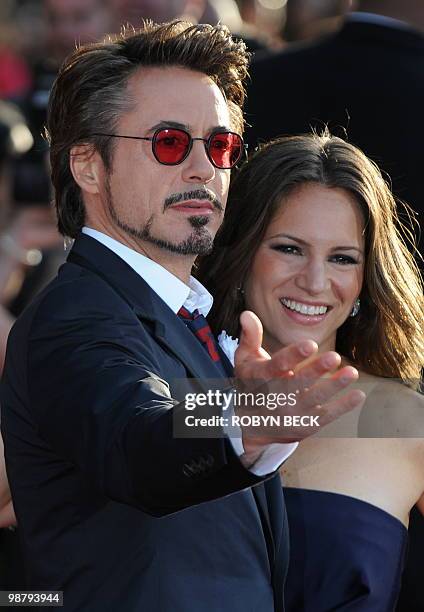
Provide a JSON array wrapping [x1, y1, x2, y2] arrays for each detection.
[[105, 179, 215, 255]]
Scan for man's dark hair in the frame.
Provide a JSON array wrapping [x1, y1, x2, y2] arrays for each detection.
[[46, 21, 249, 237]]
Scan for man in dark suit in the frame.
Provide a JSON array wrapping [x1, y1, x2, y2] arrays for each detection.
[[247, 0, 424, 262], [0, 21, 363, 611]]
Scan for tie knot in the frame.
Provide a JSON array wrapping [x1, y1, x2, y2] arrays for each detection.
[[178, 306, 200, 321], [177, 306, 220, 363]]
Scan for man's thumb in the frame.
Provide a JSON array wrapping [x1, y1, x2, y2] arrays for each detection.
[[237, 310, 265, 358]]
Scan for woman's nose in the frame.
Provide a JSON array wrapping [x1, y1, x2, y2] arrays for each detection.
[[295, 259, 331, 295]]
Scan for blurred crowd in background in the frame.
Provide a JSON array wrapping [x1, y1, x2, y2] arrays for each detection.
[[0, 1, 423, 610]]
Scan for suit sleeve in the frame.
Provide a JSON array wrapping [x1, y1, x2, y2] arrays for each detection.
[[20, 276, 264, 516]]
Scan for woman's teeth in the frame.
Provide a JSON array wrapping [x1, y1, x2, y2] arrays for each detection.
[[281, 298, 328, 316]]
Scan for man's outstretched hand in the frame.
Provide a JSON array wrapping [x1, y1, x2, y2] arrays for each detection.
[[234, 311, 366, 467]]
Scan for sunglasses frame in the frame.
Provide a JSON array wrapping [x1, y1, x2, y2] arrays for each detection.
[[93, 128, 246, 169]]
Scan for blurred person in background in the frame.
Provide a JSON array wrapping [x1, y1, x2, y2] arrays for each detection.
[[283, 0, 354, 42], [236, 0, 256, 25], [0, 103, 61, 324], [0, 27, 32, 102], [231, 0, 350, 50], [0, 99, 36, 592], [44, 0, 117, 65], [114, 0, 271, 51], [15, 0, 117, 211], [0, 100, 38, 366], [208, 0, 274, 50], [4, 0, 116, 321], [0, 1, 32, 102], [113, 0, 218, 26]]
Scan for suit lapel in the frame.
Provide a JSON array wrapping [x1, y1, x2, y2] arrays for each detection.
[[68, 234, 226, 387], [133, 302, 226, 384]]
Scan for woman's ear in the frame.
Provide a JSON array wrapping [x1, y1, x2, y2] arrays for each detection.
[[69, 144, 102, 195]]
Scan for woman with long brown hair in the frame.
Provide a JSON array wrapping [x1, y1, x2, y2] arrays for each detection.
[[198, 133, 424, 611]]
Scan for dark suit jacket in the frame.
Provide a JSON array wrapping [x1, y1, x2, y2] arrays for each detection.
[[246, 19, 424, 260], [1, 234, 288, 611]]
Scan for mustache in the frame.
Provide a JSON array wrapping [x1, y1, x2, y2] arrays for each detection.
[[164, 189, 224, 212]]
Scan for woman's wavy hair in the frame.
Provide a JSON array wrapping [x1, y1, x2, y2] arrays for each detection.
[[45, 20, 249, 238], [198, 133, 424, 384]]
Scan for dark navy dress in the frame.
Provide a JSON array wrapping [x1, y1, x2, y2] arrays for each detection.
[[284, 488, 408, 611]]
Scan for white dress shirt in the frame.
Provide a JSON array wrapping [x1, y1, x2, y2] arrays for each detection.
[[82, 227, 297, 475]]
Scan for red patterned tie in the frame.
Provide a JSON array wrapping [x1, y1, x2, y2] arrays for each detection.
[[178, 306, 221, 363]]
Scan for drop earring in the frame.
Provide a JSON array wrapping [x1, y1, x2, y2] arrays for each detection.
[[63, 236, 75, 251], [350, 298, 360, 317]]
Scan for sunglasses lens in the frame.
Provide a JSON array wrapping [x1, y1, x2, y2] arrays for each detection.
[[154, 129, 190, 164], [209, 132, 243, 168], [153, 128, 243, 168]]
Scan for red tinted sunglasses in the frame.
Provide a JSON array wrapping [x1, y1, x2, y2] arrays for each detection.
[[93, 128, 245, 169]]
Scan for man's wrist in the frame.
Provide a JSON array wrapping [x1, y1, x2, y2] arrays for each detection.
[[239, 441, 266, 469], [240, 437, 299, 474], [239, 450, 263, 469]]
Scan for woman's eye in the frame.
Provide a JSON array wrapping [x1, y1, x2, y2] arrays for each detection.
[[330, 254, 358, 265], [272, 245, 301, 255]]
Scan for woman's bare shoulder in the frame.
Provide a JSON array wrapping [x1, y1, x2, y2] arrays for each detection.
[[357, 373, 424, 438]]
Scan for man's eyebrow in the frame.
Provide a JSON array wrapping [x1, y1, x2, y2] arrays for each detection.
[[209, 124, 233, 134], [149, 120, 190, 132], [147, 121, 232, 134]]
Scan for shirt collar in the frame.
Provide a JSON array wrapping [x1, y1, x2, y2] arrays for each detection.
[[82, 227, 213, 316], [347, 12, 414, 32]]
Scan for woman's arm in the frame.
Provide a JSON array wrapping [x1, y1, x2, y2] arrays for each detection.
[[417, 437, 424, 516]]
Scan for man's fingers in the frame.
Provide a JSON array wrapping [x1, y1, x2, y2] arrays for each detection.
[[235, 325, 319, 380], [235, 311, 269, 365], [294, 351, 341, 389], [299, 366, 360, 410], [313, 389, 366, 428], [239, 385, 366, 444], [266, 340, 318, 378], [239, 311, 263, 350]]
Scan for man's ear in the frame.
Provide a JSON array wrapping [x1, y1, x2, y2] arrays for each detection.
[[69, 144, 103, 194]]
